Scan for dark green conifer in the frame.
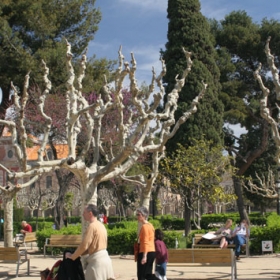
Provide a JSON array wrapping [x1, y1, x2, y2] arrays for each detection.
[[162, 0, 224, 150]]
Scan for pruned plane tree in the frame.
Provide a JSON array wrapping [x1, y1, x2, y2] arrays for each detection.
[[0, 41, 206, 245], [244, 37, 280, 198]]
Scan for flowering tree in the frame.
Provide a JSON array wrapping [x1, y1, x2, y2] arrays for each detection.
[[0, 42, 206, 246]]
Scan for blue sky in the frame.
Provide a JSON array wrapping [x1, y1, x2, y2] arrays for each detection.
[[90, 0, 280, 85], [89, 0, 280, 136]]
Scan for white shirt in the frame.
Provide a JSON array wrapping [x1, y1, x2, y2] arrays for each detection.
[[233, 224, 249, 236]]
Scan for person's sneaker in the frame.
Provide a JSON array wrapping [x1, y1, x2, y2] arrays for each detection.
[[236, 256, 240, 260]]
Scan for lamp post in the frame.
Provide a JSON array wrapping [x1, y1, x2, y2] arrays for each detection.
[[276, 167, 280, 215]]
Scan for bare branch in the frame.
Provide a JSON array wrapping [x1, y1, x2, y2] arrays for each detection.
[[242, 169, 278, 198]]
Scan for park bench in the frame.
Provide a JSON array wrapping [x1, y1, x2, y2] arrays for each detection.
[[192, 233, 250, 257], [0, 247, 30, 277], [44, 234, 82, 257], [14, 232, 37, 250], [168, 248, 237, 280]]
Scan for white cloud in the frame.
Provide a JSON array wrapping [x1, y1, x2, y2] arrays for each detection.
[[201, 7, 228, 20], [117, 0, 167, 13]]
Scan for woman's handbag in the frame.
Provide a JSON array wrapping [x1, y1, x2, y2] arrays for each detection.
[[133, 242, 139, 262]]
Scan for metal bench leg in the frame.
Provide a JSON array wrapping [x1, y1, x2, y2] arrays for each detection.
[[16, 261, 20, 277], [27, 259, 30, 275], [246, 242, 249, 257]]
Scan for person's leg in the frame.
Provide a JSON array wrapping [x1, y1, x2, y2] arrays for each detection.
[[219, 237, 226, 248], [161, 262, 167, 276], [223, 240, 228, 248], [145, 252, 156, 280], [234, 235, 246, 257], [137, 252, 145, 280], [234, 235, 240, 256]]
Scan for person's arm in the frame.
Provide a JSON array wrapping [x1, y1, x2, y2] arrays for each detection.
[[215, 227, 223, 234], [227, 229, 233, 239], [68, 226, 92, 260], [139, 226, 147, 264], [139, 224, 153, 264], [155, 240, 162, 262], [231, 225, 241, 237]]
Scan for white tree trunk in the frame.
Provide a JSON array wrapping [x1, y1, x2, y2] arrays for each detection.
[[3, 198, 13, 247]]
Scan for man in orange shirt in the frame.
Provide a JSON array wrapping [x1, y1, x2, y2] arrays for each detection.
[[66, 204, 115, 280]]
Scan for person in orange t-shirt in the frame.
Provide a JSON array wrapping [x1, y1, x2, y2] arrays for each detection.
[[136, 206, 156, 280]]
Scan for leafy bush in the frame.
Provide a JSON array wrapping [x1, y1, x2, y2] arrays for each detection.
[[107, 220, 138, 230], [201, 212, 268, 229], [107, 228, 137, 255], [265, 212, 280, 227], [163, 230, 182, 249], [106, 228, 181, 254], [160, 215, 187, 230], [249, 226, 280, 254]]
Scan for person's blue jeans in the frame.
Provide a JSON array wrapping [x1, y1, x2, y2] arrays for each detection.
[[156, 262, 167, 276], [234, 235, 246, 257]]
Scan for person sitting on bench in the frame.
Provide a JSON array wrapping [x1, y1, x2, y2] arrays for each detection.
[[214, 219, 233, 248], [232, 219, 250, 260], [14, 221, 32, 244]]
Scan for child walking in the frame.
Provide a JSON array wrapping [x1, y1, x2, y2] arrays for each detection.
[[155, 229, 168, 280]]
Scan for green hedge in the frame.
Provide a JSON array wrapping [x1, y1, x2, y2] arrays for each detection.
[[4, 212, 280, 255], [156, 213, 268, 231], [37, 220, 181, 256], [200, 212, 268, 229]]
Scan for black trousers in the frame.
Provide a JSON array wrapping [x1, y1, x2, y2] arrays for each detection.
[[137, 251, 156, 280]]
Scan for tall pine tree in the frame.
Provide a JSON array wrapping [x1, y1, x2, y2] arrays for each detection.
[[0, 0, 101, 113], [162, 0, 224, 151], [210, 11, 280, 217]]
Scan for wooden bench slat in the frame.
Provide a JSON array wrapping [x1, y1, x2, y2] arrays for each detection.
[[24, 232, 37, 243], [167, 249, 237, 280], [44, 234, 82, 257], [0, 247, 30, 277]]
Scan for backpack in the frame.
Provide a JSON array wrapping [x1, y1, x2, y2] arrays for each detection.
[[46, 260, 62, 280], [46, 249, 85, 280]]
